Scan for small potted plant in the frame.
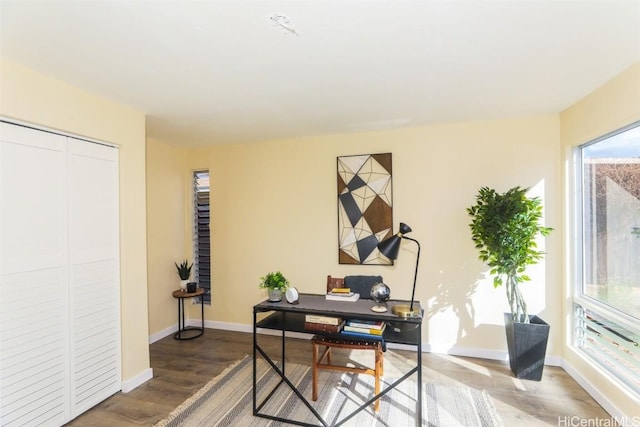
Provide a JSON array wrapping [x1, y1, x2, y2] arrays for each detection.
[[259, 271, 290, 302], [175, 259, 192, 291], [468, 186, 553, 380]]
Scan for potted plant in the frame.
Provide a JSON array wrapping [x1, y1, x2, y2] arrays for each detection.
[[175, 259, 192, 291], [259, 271, 290, 302], [468, 186, 553, 380]]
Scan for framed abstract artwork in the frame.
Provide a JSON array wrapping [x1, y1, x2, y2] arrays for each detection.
[[337, 153, 393, 265]]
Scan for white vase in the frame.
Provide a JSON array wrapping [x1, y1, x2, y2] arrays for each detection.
[[267, 288, 282, 302], [180, 279, 189, 291]]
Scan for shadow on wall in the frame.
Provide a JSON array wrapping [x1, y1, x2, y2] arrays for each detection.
[[427, 280, 477, 343], [425, 263, 508, 354]]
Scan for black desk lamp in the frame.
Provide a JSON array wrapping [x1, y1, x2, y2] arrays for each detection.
[[377, 222, 421, 318]]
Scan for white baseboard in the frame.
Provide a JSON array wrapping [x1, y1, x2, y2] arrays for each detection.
[[544, 354, 562, 367], [561, 359, 634, 424], [121, 367, 153, 393], [415, 343, 561, 367], [201, 320, 252, 333], [426, 344, 508, 362], [149, 324, 178, 344]]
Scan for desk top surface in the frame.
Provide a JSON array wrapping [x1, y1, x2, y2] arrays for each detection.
[[254, 293, 422, 324]]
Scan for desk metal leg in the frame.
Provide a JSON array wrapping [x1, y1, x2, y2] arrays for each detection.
[[253, 312, 328, 426], [417, 323, 423, 426], [281, 313, 286, 377], [253, 309, 257, 415]]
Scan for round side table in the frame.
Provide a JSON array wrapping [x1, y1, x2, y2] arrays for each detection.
[[172, 288, 205, 340]]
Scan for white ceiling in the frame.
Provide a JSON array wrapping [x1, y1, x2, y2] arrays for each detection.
[[2, 1, 639, 146]]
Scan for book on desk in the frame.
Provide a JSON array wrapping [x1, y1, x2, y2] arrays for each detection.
[[304, 320, 345, 333], [341, 319, 387, 337], [346, 319, 385, 329], [340, 330, 385, 341], [343, 322, 386, 335], [325, 292, 360, 302], [303, 315, 388, 337], [304, 314, 344, 333]]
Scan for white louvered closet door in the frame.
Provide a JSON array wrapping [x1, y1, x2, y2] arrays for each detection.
[[0, 122, 120, 426], [67, 138, 121, 417], [0, 123, 70, 427]]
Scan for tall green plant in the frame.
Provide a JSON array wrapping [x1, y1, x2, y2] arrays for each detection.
[[467, 186, 553, 323]]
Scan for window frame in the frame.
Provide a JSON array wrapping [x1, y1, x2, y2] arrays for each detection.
[[572, 120, 640, 396]]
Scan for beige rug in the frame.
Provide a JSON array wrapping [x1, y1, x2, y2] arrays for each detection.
[[155, 356, 503, 426]]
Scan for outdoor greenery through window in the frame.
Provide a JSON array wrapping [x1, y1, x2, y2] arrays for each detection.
[[575, 121, 640, 394], [194, 170, 211, 304]]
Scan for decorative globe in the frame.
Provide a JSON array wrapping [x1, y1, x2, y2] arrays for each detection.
[[370, 282, 390, 312]]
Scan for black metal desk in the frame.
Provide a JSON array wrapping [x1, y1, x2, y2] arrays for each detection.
[[253, 293, 423, 427], [172, 288, 205, 340]]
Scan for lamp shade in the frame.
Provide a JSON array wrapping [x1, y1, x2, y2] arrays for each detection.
[[377, 222, 412, 260], [377, 235, 402, 260]]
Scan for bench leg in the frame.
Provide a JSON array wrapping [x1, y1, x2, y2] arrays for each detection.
[[312, 341, 383, 412], [374, 347, 381, 412]]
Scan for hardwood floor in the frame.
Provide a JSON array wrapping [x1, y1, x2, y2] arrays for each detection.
[[66, 329, 611, 426]]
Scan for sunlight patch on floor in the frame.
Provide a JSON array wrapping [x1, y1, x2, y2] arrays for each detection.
[[448, 356, 492, 377], [510, 377, 527, 391]]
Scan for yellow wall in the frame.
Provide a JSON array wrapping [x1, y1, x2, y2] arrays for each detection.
[[147, 114, 563, 359], [146, 138, 190, 332], [0, 60, 150, 382], [560, 62, 640, 417]]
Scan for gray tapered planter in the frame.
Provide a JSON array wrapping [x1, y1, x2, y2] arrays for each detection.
[[504, 313, 550, 381]]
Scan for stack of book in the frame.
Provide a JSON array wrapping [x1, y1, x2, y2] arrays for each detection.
[[304, 314, 345, 334], [341, 319, 386, 339], [325, 288, 360, 302]]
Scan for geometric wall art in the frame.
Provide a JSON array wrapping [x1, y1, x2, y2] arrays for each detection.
[[337, 153, 393, 265]]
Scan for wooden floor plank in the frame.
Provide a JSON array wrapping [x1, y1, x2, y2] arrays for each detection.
[[65, 329, 610, 426]]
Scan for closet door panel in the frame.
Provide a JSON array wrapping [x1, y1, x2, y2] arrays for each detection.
[[0, 123, 69, 427], [0, 271, 68, 427], [71, 259, 119, 413], [0, 123, 68, 274], [67, 138, 120, 416], [67, 139, 119, 263]]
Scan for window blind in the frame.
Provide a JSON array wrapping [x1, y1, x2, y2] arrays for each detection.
[[575, 303, 640, 394], [193, 170, 210, 303]]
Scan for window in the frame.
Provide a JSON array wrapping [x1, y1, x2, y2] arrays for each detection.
[[193, 170, 210, 304], [574, 122, 640, 394]]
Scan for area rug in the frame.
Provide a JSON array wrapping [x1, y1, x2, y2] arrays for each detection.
[[155, 356, 503, 427]]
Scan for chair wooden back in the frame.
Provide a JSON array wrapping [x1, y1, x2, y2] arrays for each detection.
[[326, 275, 345, 292], [326, 275, 383, 300]]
